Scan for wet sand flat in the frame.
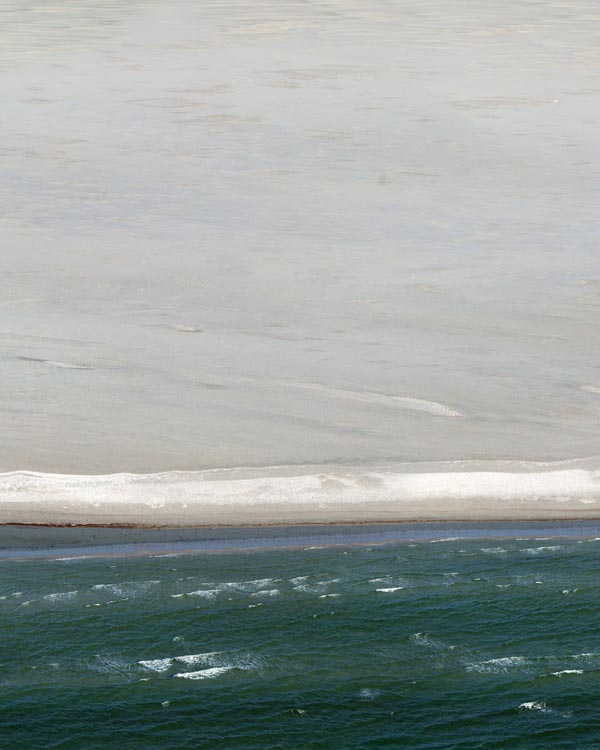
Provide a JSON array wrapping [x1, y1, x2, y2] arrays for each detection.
[[3, 520, 600, 560]]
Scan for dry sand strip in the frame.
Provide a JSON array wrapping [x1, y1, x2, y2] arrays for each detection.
[[1, 458, 599, 527]]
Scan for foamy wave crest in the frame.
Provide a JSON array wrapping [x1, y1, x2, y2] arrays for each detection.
[[2, 457, 600, 525], [136, 650, 259, 678], [551, 669, 583, 677], [138, 658, 173, 673], [137, 652, 221, 673], [292, 580, 335, 594], [92, 581, 160, 598], [42, 590, 79, 603], [14, 590, 81, 610], [173, 589, 221, 600], [571, 652, 600, 661], [174, 667, 233, 680], [8, 580, 162, 611], [411, 633, 450, 650], [518, 701, 551, 713], [219, 579, 278, 593], [251, 589, 280, 597], [466, 656, 528, 673], [358, 688, 381, 700], [176, 652, 221, 666], [172, 578, 279, 599], [290, 576, 308, 586]]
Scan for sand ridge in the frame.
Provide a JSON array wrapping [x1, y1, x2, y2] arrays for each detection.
[[2, 458, 599, 526]]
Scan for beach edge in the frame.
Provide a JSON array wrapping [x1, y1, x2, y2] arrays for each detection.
[[1, 457, 600, 527]]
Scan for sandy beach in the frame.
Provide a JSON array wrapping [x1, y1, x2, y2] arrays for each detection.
[[1, 458, 600, 527], [2, 0, 599, 524]]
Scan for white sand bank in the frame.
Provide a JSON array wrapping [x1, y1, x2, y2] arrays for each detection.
[[1, 458, 599, 527]]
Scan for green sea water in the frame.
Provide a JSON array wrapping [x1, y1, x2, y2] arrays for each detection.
[[2, 526, 600, 749]]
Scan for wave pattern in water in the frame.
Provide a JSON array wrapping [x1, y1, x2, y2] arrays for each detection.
[[2, 535, 600, 747]]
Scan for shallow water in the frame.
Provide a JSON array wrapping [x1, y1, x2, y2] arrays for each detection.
[[2, 530, 600, 748], [2, 0, 600, 473]]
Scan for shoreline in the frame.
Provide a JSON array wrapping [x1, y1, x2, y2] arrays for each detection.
[[3, 512, 600, 530], [1, 457, 600, 528], [2, 520, 600, 561]]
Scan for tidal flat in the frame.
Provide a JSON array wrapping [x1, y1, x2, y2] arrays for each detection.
[[1, 0, 600, 481]]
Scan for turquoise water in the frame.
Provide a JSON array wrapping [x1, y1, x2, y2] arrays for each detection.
[[2, 528, 600, 748]]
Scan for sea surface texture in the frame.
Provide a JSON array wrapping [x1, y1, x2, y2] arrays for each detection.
[[2, 532, 600, 748], [2, 0, 600, 473]]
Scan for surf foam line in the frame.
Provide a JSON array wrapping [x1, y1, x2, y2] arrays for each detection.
[[1, 458, 599, 526]]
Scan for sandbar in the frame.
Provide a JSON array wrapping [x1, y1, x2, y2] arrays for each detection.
[[1, 457, 599, 528]]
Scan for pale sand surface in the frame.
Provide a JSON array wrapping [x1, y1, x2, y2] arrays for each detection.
[[2, 1, 600, 524], [2, 0, 600, 477]]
